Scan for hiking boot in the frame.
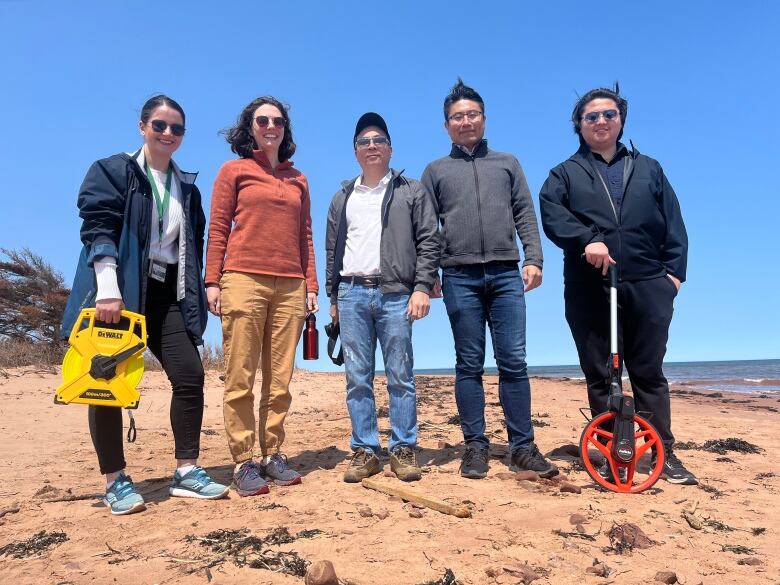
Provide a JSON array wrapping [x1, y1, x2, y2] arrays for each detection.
[[232, 461, 270, 496], [511, 444, 559, 478], [390, 446, 422, 482], [343, 448, 382, 483], [265, 453, 302, 486], [654, 452, 698, 485], [460, 446, 489, 479], [104, 473, 146, 516], [170, 466, 229, 499]]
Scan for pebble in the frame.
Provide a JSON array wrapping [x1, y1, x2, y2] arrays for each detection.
[[305, 560, 338, 585], [374, 510, 390, 520], [409, 509, 423, 518], [737, 558, 762, 566], [357, 506, 373, 518], [569, 513, 587, 525], [560, 482, 582, 494], [654, 571, 678, 584]]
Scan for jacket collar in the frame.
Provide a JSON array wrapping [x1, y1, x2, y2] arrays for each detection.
[[251, 149, 294, 173], [449, 139, 488, 159], [341, 168, 404, 193], [129, 147, 197, 184], [569, 141, 638, 177]]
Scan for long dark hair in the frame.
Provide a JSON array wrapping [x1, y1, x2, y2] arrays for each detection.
[[140, 94, 186, 125], [223, 96, 296, 161]]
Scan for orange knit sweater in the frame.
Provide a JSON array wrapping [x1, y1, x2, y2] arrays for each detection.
[[205, 150, 318, 293]]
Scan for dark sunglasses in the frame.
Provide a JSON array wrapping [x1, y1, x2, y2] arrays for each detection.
[[582, 109, 619, 124], [355, 136, 390, 148], [150, 119, 186, 136], [255, 115, 286, 127]]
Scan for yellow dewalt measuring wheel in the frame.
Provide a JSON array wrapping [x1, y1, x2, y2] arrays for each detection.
[[55, 309, 146, 411]]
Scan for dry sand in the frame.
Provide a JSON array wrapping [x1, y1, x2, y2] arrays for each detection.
[[0, 367, 777, 584]]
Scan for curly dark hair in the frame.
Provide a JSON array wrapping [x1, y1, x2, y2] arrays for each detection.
[[223, 96, 296, 161], [571, 83, 628, 144]]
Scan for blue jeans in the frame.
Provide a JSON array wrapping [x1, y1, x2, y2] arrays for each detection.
[[337, 282, 416, 454], [442, 262, 534, 452]]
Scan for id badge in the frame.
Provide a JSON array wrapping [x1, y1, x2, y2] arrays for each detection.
[[148, 260, 167, 282]]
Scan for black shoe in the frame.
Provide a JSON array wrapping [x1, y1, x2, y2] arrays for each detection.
[[597, 460, 627, 483], [655, 452, 698, 485], [511, 444, 559, 478], [460, 446, 489, 479]]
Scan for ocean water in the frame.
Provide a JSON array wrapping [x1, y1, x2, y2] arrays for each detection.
[[416, 359, 780, 394]]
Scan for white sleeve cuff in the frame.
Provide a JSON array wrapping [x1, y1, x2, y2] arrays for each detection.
[[94, 257, 122, 301]]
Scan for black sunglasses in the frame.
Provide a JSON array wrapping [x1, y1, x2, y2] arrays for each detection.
[[355, 136, 390, 148], [255, 115, 286, 127], [150, 119, 186, 136], [582, 109, 619, 124]]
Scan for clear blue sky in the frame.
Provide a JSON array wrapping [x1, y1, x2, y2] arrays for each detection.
[[2, 1, 778, 370]]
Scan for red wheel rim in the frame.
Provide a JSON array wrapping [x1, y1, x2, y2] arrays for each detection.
[[579, 411, 665, 493]]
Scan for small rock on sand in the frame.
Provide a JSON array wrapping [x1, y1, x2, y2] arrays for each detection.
[[305, 560, 338, 585], [560, 482, 582, 494], [409, 509, 423, 518], [654, 570, 678, 584], [357, 506, 373, 518], [569, 513, 587, 525]]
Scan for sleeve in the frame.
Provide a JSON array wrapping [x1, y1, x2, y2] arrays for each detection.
[[298, 176, 319, 294], [509, 157, 543, 268], [411, 181, 441, 293], [94, 257, 121, 300], [77, 158, 128, 266], [539, 165, 604, 252], [204, 163, 237, 286], [657, 168, 688, 282], [420, 164, 440, 216], [324, 195, 339, 302], [192, 185, 207, 269]]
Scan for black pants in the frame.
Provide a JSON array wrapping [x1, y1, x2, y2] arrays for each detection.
[[564, 275, 678, 448], [89, 270, 205, 474]]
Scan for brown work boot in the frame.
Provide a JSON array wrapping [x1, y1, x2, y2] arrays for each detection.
[[343, 448, 382, 483], [390, 446, 422, 482]]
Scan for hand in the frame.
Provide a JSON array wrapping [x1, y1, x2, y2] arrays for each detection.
[[430, 277, 443, 299], [95, 298, 124, 324], [206, 285, 221, 316], [522, 265, 543, 292], [330, 304, 339, 325], [667, 274, 681, 292], [584, 242, 616, 276], [306, 292, 319, 314], [407, 291, 430, 321]]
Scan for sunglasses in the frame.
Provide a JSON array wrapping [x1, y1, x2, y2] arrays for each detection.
[[447, 110, 483, 123], [582, 109, 619, 124], [149, 119, 186, 137], [355, 136, 390, 149], [255, 115, 286, 127]]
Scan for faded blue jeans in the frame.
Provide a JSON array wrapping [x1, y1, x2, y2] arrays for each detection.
[[442, 262, 534, 453], [337, 282, 416, 454]]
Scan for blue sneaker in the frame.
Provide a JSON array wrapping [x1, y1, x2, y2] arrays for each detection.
[[169, 466, 229, 499], [232, 461, 270, 496], [104, 473, 146, 515], [265, 453, 302, 486]]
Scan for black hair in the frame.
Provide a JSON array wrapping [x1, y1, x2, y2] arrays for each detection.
[[571, 83, 628, 143], [443, 78, 485, 121], [223, 96, 296, 161], [140, 95, 186, 126]]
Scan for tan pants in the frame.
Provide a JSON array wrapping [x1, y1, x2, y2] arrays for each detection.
[[220, 271, 305, 462]]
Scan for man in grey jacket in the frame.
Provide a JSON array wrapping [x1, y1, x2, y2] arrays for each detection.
[[422, 79, 557, 479], [326, 112, 440, 483]]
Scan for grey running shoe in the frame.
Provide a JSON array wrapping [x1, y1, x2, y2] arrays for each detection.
[[460, 446, 489, 479], [265, 453, 302, 486], [390, 446, 422, 482], [232, 461, 270, 496], [655, 452, 698, 485], [343, 448, 382, 483], [511, 444, 559, 478]]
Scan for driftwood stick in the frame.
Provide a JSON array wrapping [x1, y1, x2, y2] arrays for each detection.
[[361, 478, 471, 518]]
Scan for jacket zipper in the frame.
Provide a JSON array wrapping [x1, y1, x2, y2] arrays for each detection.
[[470, 158, 486, 261], [593, 165, 622, 281]]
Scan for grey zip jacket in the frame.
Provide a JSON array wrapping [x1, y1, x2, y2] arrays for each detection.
[[325, 169, 440, 304], [421, 140, 543, 268]]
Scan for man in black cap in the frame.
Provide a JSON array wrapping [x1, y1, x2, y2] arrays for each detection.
[[325, 113, 440, 483]]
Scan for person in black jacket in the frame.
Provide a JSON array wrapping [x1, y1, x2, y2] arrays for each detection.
[[62, 95, 228, 515], [539, 85, 696, 485]]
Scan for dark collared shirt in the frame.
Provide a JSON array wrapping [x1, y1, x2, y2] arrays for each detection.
[[592, 143, 629, 217]]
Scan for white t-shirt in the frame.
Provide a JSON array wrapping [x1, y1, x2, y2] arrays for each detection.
[[341, 172, 391, 277]]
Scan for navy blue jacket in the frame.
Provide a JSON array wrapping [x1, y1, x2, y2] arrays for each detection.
[[539, 143, 688, 284], [61, 150, 208, 344]]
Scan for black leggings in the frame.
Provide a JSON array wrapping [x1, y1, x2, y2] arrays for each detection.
[[88, 271, 205, 474]]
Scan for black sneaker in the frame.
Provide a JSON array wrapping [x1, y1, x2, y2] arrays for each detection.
[[511, 444, 559, 478], [655, 451, 698, 485], [597, 460, 627, 483], [460, 446, 489, 479]]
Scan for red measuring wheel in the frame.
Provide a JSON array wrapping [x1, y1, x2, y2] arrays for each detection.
[[580, 411, 665, 493]]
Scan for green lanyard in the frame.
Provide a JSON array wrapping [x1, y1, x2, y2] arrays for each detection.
[[145, 162, 173, 242]]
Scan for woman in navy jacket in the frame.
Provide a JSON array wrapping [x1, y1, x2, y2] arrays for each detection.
[[62, 95, 228, 514]]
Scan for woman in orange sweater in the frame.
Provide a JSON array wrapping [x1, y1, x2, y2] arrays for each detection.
[[206, 96, 318, 496]]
